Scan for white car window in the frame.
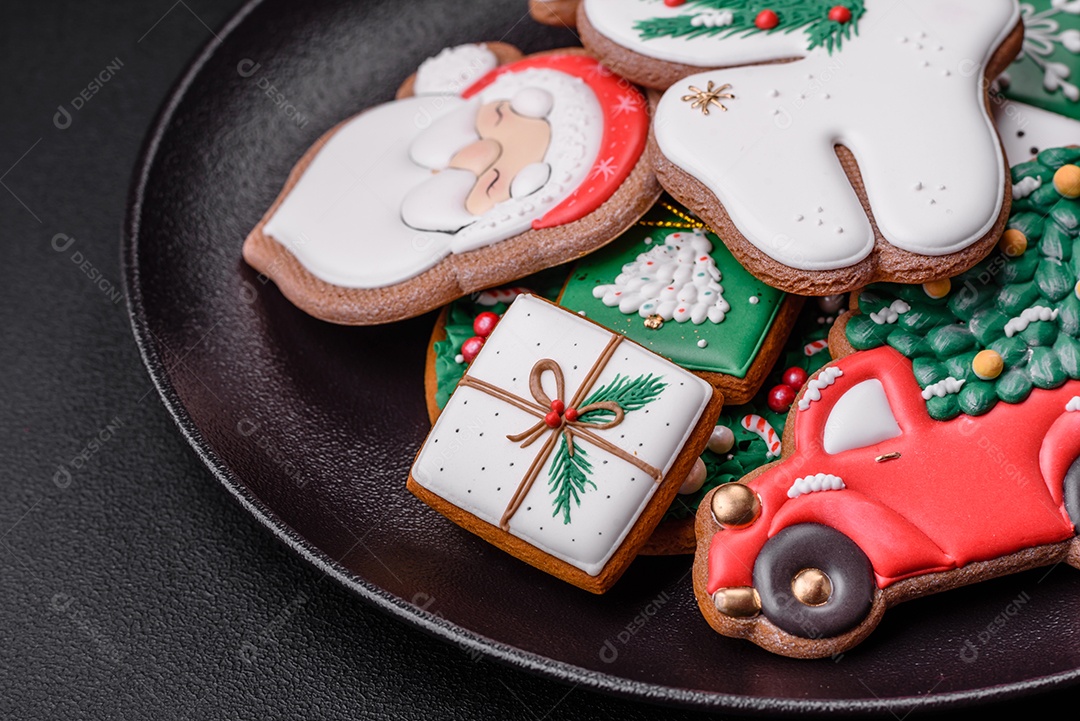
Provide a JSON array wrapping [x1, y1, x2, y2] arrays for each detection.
[[823, 379, 902, 455]]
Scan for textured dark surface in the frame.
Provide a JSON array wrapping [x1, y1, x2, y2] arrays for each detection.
[[5, 0, 1080, 717]]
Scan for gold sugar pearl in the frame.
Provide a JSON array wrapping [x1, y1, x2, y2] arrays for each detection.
[[1075, 280, 1080, 301], [1000, 229, 1027, 258], [1054, 164, 1080, 199], [644, 314, 664, 330], [922, 278, 951, 299], [973, 349, 1004, 381]]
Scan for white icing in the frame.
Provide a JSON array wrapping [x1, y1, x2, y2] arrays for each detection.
[[691, 10, 734, 29], [510, 162, 551, 198], [798, 367, 843, 411], [1067, 396, 1080, 412], [414, 44, 498, 96], [643, 0, 1018, 271], [869, 299, 911, 325], [1012, 175, 1043, 199], [1004, 305, 1060, 337], [591, 229, 731, 324], [921, 376, 966, 400], [787, 473, 846, 499], [1016, 2, 1080, 103], [263, 67, 604, 289], [411, 295, 714, 576], [993, 97, 1080, 165], [823, 380, 902, 455], [511, 87, 555, 118]]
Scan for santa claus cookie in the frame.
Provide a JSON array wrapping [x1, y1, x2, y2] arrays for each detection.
[[243, 44, 658, 325], [409, 294, 723, 593]]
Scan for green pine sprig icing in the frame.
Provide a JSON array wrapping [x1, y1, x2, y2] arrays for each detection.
[[845, 146, 1080, 421], [635, 0, 866, 55], [547, 374, 666, 524]]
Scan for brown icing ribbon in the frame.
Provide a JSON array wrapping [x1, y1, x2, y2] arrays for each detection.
[[457, 334, 663, 531]]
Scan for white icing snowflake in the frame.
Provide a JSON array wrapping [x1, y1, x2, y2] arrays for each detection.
[[613, 93, 642, 116], [1019, 1, 1080, 102], [592, 156, 618, 181]]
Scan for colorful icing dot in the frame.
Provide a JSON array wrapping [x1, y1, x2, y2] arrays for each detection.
[[697, 339, 708, 349], [749, 296, 760, 305], [972, 349, 1004, 381], [454, 354, 465, 364], [1054, 164, 1080, 199], [828, 5, 852, 23], [1076, 280, 1080, 300], [663, 0, 686, 6], [755, 9, 780, 30], [999, 229, 1027, 258], [922, 278, 951, 299], [708, 425, 735, 454]]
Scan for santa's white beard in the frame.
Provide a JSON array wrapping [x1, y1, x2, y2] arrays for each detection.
[[401, 168, 478, 233]]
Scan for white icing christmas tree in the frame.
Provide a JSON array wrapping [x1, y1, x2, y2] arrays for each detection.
[[592, 228, 730, 324]]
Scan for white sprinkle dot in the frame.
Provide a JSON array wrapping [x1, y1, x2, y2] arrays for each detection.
[[836, 227, 844, 234], [914, 181, 923, 191], [942, 69, 951, 77], [749, 296, 760, 305], [929, 199, 937, 205], [899, 36, 908, 43], [817, 207, 824, 213], [454, 354, 465, 364], [769, 89, 779, 97], [697, 339, 708, 349], [817, 219, 824, 226], [795, 214, 804, 222], [938, 184, 946, 191], [577, 310, 587, 316]]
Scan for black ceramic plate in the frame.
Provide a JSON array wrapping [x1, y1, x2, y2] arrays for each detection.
[[124, 0, 1080, 713]]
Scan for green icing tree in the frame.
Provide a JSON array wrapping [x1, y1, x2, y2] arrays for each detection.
[[846, 147, 1080, 421], [635, 0, 866, 54]]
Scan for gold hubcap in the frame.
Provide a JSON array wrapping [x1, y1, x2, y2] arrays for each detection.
[[710, 483, 762, 529], [713, 587, 761, 618], [791, 568, 832, 607]]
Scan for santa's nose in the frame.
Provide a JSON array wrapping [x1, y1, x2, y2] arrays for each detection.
[[449, 138, 501, 176]]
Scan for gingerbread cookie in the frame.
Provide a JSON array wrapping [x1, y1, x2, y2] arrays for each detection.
[[631, 1, 1024, 295], [694, 346, 1080, 659], [993, 1, 1080, 164], [244, 44, 658, 325], [689, 146, 1080, 659], [833, 146, 1080, 420], [409, 294, 723, 593], [557, 199, 802, 405]]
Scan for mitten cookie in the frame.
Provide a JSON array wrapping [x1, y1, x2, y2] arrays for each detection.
[[244, 44, 658, 325], [409, 295, 723, 593], [640, 1, 1024, 294]]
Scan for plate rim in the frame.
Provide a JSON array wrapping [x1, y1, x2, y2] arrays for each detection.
[[120, 0, 1080, 713]]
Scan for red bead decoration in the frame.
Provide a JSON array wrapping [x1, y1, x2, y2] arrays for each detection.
[[767, 384, 797, 413], [755, 9, 780, 30], [473, 311, 499, 338], [460, 336, 485, 363], [828, 5, 852, 23], [544, 410, 562, 428], [782, 366, 809, 390], [663, 0, 686, 6], [550, 399, 565, 415], [565, 407, 580, 422]]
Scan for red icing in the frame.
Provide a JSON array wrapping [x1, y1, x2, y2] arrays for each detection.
[[755, 10, 780, 30], [828, 5, 853, 23], [706, 347, 1080, 595], [463, 55, 648, 230], [664, 0, 686, 6]]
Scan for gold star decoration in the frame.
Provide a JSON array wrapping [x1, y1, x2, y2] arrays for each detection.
[[681, 81, 735, 115]]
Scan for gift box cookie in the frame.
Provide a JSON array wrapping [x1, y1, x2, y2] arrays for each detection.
[[408, 294, 723, 593]]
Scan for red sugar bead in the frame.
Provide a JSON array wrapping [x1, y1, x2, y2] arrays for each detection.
[[828, 5, 852, 23], [782, 366, 809, 390], [461, 336, 485, 363], [767, 384, 797, 413], [755, 9, 780, 30], [473, 311, 499, 338]]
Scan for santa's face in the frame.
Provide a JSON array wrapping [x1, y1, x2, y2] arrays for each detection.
[[450, 100, 552, 216]]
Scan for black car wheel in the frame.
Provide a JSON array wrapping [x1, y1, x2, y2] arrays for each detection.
[[1063, 456, 1080, 530], [753, 523, 875, 640]]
